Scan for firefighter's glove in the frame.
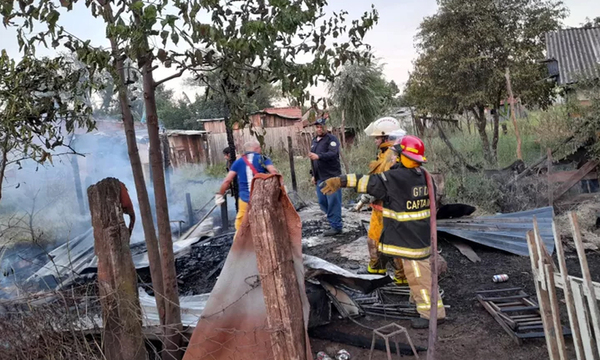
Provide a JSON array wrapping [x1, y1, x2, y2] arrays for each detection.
[[320, 177, 342, 195], [215, 194, 225, 206]]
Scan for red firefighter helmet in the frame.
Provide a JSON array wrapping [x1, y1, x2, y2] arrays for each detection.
[[394, 135, 427, 163]]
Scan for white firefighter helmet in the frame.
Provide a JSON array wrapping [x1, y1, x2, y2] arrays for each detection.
[[364, 117, 401, 137]]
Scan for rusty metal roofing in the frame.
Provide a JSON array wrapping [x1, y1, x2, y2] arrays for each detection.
[[438, 207, 555, 256], [545, 27, 600, 85]]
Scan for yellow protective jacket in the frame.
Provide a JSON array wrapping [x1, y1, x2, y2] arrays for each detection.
[[367, 142, 396, 241], [368, 141, 397, 175]]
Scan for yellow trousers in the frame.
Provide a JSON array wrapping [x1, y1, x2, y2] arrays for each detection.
[[394, 257, 445, 319], [235, 199, 248, 230], [367, 209, 388, 272]]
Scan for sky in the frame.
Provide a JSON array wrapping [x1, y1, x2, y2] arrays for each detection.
[[1, 0, 599, 101]]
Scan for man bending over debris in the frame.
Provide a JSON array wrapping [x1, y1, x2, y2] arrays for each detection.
[[215, 140, 278, 230], [320, 135, 445, 329]]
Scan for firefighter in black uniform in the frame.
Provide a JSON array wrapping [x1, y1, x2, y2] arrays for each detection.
[[320, 135, 445, 329]]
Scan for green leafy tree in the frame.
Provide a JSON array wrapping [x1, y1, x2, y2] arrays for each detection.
[[0, 50, 95, 203], [405, 0, 566, 165], [2, 1, 378, 357]]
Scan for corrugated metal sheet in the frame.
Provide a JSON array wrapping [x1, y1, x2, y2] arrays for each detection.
[[546, 27, 600, 85], [438, 207, 555, 256]]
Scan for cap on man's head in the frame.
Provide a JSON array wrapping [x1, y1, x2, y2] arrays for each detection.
[[312, 117, 327, 126]]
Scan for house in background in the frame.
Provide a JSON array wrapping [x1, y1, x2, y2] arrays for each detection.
[[198, 107, 305, 164], [199, 107, 303, 134], [545, 26, 600, 105], [165, 130, 210, 168]]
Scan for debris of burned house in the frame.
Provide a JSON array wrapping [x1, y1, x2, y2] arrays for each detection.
[[476, 287, 571, 344]]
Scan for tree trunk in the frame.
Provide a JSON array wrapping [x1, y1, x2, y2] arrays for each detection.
[[0, 137, 11, 203], [87, 178, 146, 360], [141, 59, 183, 360], [505, 68, 523, 160], [248, 176, 308, 359], [340, 109, 346, 149], [103, 2, 166, 330], [435, 122, 478, 172], [472, 106, 493, 165], [491, 105, 500, 165], [465, 109, 471, 135]]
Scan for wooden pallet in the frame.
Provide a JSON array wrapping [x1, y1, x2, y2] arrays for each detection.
[[476, 287, 571, 345]]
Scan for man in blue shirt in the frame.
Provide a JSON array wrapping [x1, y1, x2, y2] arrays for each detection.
[[309, 117, 343, 236], [216, 140, 278, 230]]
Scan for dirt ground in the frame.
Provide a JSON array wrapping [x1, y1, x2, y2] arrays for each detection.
[[306, 229, 600, 360], [145, 203, 600, 359]]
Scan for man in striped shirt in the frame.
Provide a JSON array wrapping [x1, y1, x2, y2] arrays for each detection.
[[216, 140, 278, 230]]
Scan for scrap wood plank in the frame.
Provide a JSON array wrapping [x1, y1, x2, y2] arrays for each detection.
[[549, 170, 598, 184], [552, 220, 585, 360], [553, 160, 600, 200], [571, 280, 599, 360], [449, 239, 481, 263], [544, 263, 568, 360], [526, 231, 561, 359], [570, 212, 600, 358], [535, 219, 567, 360]]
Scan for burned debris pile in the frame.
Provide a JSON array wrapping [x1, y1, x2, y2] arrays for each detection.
[[171, 233, 233, 296]]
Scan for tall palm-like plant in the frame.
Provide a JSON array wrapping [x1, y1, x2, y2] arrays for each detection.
[[329, 62, 394, 146]]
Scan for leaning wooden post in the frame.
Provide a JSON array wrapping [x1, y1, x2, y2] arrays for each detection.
[[87, 178, 146, 360], [287, 136, 298, 192], [570, 212, 600, 357], [248, 176, 307, 359], [424, 169, 439, 360], [552, 220, 585, 359], [526, 230, 561, 360]]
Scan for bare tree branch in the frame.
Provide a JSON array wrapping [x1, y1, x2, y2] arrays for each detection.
[[154, 69, 186, 87]]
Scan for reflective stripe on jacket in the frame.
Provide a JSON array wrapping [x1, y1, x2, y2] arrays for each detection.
[[343, 164, 433, 260]]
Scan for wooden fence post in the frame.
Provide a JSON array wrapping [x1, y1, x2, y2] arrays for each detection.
[[87, 178, 146, 360], [547, 148, 553, 206], [248, 176, 307, 359], [185, 193, 194, 227], [220, 195, 229, 232], [70, 155, 86, 215], [287, 136, 298, 192]]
